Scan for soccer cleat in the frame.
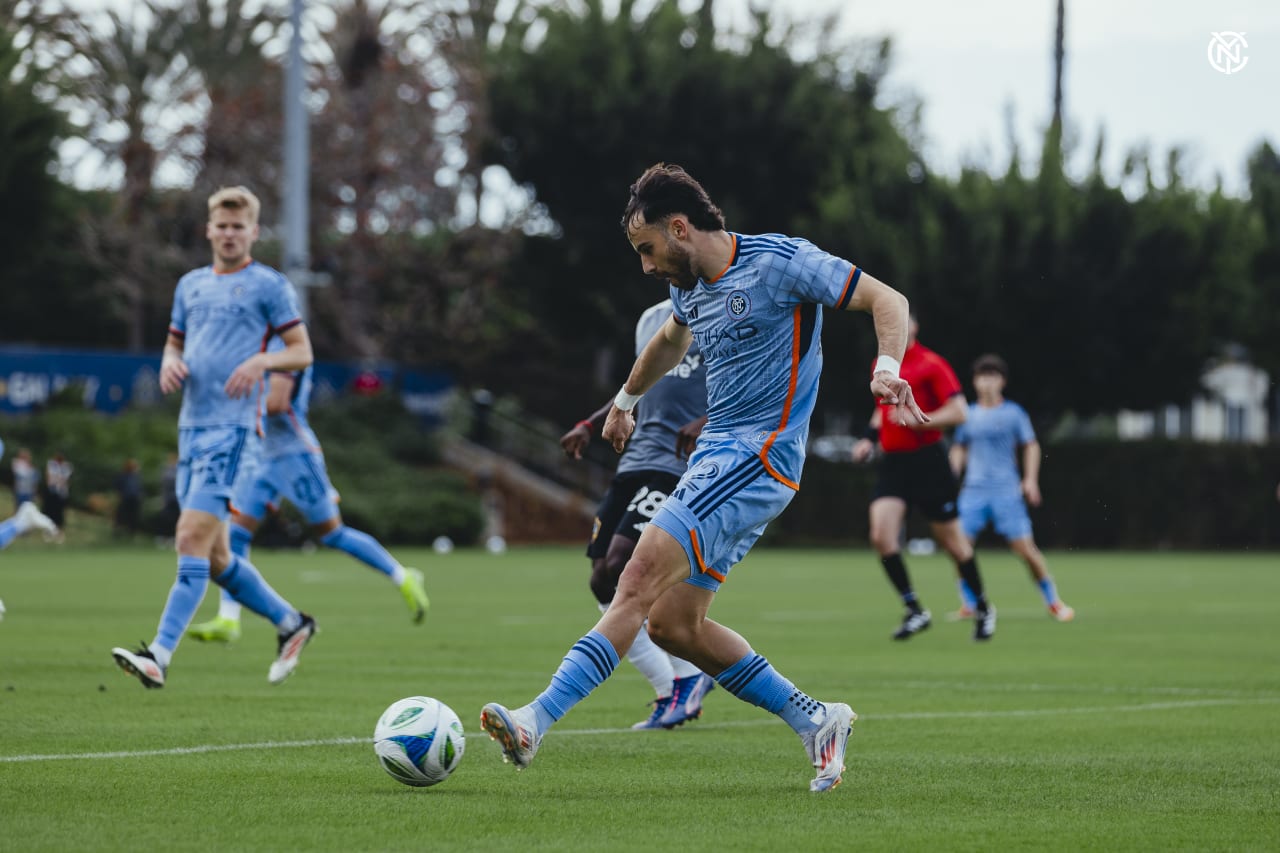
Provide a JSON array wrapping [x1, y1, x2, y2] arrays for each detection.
[[112, 643, 166, 689], [632, 695, 675, 730], [801, 702, 856, 793], [400, 568, 430, 624], [479, 702, 542, 770], [658, 672, 716, 728], [16, 501, 59, 538], [185, 616, 242, 643], [0, 598, 5, 621], [1049, 601, 1076, 622], [974, 605, 997, 641], [892, 609, 931, 641], [267, 613, 317, 684]]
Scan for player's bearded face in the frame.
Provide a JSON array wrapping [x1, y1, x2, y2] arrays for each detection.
[[657, 233, 697, 290]]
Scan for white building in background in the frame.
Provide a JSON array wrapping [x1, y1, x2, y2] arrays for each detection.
[[1118, 354, 1270, 443]]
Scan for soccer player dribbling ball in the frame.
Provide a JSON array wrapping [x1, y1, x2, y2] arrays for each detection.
[[480, 162, 926, 792]]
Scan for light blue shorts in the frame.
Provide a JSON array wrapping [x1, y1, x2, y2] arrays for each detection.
[[959, 487, 1033, 541], [650, 435, 797, 592], [234, 450, 340, 525], [177, 426, 257, 520]]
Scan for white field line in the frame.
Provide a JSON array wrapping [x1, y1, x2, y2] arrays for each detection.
[[3, 697, 1277, 764]]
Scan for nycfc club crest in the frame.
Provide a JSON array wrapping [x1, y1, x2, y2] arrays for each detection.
[[725, 290, 751, 319]]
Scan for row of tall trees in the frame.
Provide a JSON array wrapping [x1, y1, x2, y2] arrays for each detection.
[[2, 0, 1278, 425]]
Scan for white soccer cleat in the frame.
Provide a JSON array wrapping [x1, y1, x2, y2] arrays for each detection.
[[479, 702, 542, 770], [801, 702, 856, 793], [267, 613, 317, 684], [16, 501, 59, 538], [112, 644, 167, 689], [0, 598, 6, 621], [1049, 601, 1076, 622]]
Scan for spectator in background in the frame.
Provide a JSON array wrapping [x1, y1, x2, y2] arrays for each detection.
[[114, 458, 143, 538], [159, 452, 180, 536], [43, 451, 72, 532], [12, 448, 38, 512]]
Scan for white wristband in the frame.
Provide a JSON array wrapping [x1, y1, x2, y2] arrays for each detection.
[[614, 387, 643, 412], [873, 355, 901, 378]]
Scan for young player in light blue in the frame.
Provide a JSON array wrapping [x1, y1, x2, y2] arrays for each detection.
[[185, 338, 429, 643], [0, 438, 61, 621], [112, 186, 318, 689], [480, 163, 928, 793], [559, 299, 714, 730], [950, 354, 1074, 621]]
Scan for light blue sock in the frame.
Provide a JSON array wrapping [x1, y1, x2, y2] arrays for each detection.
[[0, 517, 19, 549], [1037, 576, 1058, 605], [958, 579, 978, 609], [531, 630, 619, 732], [229, 522, 254, 559], [321, 525, 403, 582], [212, 554, 300, 632], [715, 652, 824, 735], [153, 556, 211, 655]]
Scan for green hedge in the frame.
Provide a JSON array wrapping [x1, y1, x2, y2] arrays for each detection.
[[776, 440, 1280, 550], [1, 389, 485, 545]]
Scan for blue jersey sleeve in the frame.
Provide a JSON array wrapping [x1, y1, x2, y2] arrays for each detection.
[[263, 273, 303, 332], [1013, 403, 1037, 444], [778, 241, 860, 310], [667, 285, 688, 325], [168, 277, 189, 337]]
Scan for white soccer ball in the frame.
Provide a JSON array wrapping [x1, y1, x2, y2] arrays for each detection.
[[484, 535, 507, 554], [432, 535, 454, 554], [373, 696, 466, 787]]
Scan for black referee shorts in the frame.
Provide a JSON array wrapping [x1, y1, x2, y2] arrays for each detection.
[[872, 442, 960, 522]]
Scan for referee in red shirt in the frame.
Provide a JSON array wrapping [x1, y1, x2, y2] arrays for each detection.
[[852, 314, 996, 641]]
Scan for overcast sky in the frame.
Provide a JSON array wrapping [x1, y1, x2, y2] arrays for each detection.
[[717, 0, 1278, 195]]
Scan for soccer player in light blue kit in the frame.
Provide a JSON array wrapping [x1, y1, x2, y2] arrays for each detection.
[[950, 354, 1074, 621], [481, 163, 927, 792], [185, 337, 429, 643], [112, 186, 319, 689], [560, 299, 714, 730], [0, 438, 61, 621]]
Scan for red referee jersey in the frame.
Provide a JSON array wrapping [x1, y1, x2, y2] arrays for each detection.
[[875, 341, 963, 453]]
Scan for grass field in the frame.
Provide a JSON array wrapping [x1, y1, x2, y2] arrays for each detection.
[[1, 543, 1277, 851]]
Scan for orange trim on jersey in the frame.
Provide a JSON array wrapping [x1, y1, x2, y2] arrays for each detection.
[[758, 307, 802, 491], [689, 529, 726, 582], [705, 234, 738, 284], [215, 257, 253, 276], [835, 265, 859, 308]]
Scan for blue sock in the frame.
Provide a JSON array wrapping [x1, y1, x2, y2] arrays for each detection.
[[229, 522, 253, 559], [0, 517, 19, 549], [531, 631, 619, 732], [958, 579, 978, 609], [1037, 576, 1058, 605], [715, 652, 824, 735], [321, 525, 401, 581], [213, 554, 299, 632], [152, 556, 211, 655]]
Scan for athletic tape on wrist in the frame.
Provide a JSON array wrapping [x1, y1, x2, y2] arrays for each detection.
[[873, 355, 901, 378], [614, 387, 643, 411]]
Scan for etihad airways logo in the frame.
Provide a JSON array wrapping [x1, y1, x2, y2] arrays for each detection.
[[665, 353, 703, 380]]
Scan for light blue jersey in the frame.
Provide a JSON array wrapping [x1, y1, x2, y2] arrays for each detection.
[[654, 232, 862, 588], [168, 261, 302, 429], [619, 300, 707, 477], [954, 401, 1036, 491], [668, 232, 860, 488]]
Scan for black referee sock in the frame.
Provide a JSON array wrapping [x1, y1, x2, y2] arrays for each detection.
[[880, 553, 922, 612], [957, 557, 989, 610]]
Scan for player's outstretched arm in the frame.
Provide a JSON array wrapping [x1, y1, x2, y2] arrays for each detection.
[[561, 399, 614, 460], [602, 317, 693, 453], [843, 273, 927, 425]]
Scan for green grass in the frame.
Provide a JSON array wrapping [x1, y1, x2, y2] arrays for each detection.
[[1, 544, 1277, 851]]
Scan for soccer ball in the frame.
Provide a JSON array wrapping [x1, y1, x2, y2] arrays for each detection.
[[373, 696, 466, 787]]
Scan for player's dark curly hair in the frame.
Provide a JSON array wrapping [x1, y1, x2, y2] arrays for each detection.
[[621, 163, 725, 233]]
